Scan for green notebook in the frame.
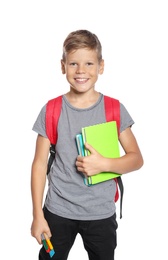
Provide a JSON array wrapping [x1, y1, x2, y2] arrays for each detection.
[[81, 121, 121, 186]]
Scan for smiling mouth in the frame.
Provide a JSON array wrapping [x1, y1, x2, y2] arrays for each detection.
[[75, 78, 88, 84]]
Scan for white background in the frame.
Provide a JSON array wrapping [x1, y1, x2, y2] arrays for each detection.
[[0, 0, 168, 259]]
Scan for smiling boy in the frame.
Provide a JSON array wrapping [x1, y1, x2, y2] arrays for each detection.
[[30, 29, 143, 260]]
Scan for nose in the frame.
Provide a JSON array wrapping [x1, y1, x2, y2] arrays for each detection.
[[76, 64, 85, 74]]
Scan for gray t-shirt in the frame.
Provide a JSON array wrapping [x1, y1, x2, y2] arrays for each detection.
[[32, 93, 134, 220]]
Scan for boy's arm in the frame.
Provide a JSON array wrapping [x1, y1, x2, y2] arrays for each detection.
[[76, 127, 143, 176], [112, 126, 144, 174], [30, 134, 52, 244]]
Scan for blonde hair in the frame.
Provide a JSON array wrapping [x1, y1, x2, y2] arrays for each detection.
[[62, 29, 102, 61]]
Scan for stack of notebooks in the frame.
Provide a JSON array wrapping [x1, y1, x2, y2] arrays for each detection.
[[76, 121, 121, 186]]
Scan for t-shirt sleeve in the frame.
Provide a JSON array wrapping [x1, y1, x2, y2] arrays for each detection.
[[32, 104, 48, 138], [120, 103, 134, 133]]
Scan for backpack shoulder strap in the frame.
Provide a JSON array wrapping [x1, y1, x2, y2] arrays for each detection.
[[104, 95, 120, 136], [46, 95, 63, 145], [104, 95, 124, 219], [46, 95, 63, 175]]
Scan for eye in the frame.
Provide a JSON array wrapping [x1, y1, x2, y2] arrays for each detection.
[[69, 62, 77, 66], [86, 62, 93, 66]]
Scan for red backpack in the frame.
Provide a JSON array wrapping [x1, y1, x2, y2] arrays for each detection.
[[46, 95, 124, 218]]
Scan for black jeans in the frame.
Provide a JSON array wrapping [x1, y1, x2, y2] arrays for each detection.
[[39, 207, 118, 260]]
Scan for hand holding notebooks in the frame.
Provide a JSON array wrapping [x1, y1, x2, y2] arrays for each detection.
[[76, 121, 121, 186]]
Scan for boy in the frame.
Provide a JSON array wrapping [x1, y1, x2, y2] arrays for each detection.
[[30, 29, 143, 260]]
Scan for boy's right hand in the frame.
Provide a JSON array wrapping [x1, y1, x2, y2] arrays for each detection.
[[31, 215, 52, 244], [76, 142, 105, 176]]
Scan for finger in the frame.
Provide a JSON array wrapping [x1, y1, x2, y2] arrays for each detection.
[[76, 155, 83, 162], [85, 143, 96, 154], [37, 234, 43, 245], [43, 231, 52, 240], [77, 167, 82, 173]]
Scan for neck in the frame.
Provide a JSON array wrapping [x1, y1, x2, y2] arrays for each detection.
[[65, 91, 100, 109]]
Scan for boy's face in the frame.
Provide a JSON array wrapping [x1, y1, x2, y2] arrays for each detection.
[[61, 48, 104, 93]]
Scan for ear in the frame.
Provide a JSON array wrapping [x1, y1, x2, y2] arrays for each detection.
[[98, 59, 104, 75], [61, 60, 66, 74]]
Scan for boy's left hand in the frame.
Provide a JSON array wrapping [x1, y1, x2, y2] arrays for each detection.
[[76, 143, 104, 176]]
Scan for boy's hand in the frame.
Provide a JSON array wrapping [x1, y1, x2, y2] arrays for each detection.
[[76, 143, 105, 176], [31, 216, 52, 244]]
